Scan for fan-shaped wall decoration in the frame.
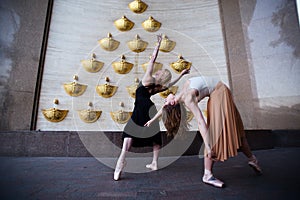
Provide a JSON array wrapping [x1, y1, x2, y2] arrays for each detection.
[[114, 15, 135, 32], [127, 34, 148, 53], [96, 77, 118, 98], [81, 53, 104, 73], [170, 55, 192, 74], [159, 86, 178, 98], [159, 34, 176, 52], [142, 16, 161, 32], [78, 102, 102, 123], [186, 110, 194, 122], [98, 33, 120, 51], [141, 60, 163, 74], [110, 110, 132, 124], [128, 0, 148, 14], [126, 78, 139, 98], [42, 99, 69, 123], [112, 55, 134, 74], [110, 102, 132, 124], [63, 75, 87, 97], [183, 106, 194, 122]]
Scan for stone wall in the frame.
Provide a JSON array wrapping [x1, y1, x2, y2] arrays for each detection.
[[0, 130, 298, 157], [220, 0, 300, 129], [0, 0, 49, 130]]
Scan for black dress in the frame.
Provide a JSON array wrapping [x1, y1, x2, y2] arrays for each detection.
[[122, 82, 162, 147]]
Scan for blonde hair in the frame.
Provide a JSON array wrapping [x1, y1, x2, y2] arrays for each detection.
[[157, 69, 172, 86]]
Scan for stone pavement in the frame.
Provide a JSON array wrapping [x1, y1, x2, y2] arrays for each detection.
[[0, 147, 299, 200]]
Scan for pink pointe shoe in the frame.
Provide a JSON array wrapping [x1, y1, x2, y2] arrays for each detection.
[[202, 174, 224, 188], [114, 160, 126, 181], [248, 156, 263, 175], [146, 162, 158, 171]]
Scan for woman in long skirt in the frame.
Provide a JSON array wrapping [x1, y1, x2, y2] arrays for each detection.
[[145, 76, 262, 187]]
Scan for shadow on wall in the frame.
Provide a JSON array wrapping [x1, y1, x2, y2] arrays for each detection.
[[256, 103, 300, 129], [271, 0, 300, 57]]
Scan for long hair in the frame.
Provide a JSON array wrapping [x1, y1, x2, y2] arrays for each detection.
[[162, 103, 189, 137]]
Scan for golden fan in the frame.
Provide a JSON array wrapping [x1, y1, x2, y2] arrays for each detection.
[[128, 0, 148, 14], [127, 34, 148, 53], [142, 16, 161, 32], [98, 33, 120, 51], [170, 55, 192, 74], [114, 15, 134, 32]]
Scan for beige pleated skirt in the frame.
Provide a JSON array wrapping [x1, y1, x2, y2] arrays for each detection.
[[206, 82, 245, 161]]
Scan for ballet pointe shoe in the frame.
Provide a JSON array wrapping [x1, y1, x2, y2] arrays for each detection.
[[146, 162, 158, 171], [114, 160, 126, 181], [202, 174, 224, 188], [248, 155, 262, 175]]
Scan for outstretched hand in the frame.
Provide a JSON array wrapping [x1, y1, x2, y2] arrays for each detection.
[[144, 120, 152, 127], [180, 69, 190, 76], [156, 34, 163, 43]]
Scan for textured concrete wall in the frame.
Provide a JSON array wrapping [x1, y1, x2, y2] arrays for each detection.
[[220, 0, 300, 129], [0, 0, 49, 131], [1, 130, 298, 157], [239, 0, 300, 129]]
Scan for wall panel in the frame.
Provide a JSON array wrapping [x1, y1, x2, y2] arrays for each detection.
[[36, 0, 228, 131]]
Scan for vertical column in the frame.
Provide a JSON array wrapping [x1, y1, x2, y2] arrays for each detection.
[[218, 0, 257, 128]]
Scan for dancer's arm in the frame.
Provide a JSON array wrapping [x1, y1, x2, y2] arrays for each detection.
[[166, 69, 190, 88], [142, 34, 162, 85], [185, 98, 216, 160], [156, 69, 190, 93], [144, 106, 163, 127]]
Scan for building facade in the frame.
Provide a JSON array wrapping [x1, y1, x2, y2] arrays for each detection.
[[0, 0, 299, 156]]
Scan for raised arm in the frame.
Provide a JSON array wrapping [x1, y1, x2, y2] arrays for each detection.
[[166, 69, 190, 88], [142, 34, 162, 85], [144, 106, 163, 127]]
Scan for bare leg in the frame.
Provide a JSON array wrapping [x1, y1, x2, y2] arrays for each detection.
[[117, 138, 132, 162], [146, 144, 160, 170], [204, 156, 214, 172], [239, 137, 253, 158], [114, 138, 132, 180], [240, 136, 263, 175]]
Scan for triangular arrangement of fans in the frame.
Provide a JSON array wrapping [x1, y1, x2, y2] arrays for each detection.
[[42, 0, 192, 124]]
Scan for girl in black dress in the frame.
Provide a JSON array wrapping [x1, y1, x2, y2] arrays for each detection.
[[114, 34, 189, 180]]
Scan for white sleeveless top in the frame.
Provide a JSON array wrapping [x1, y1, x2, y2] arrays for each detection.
[[189, 76, 220, 100]]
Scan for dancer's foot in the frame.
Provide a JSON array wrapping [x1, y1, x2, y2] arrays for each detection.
[[248, 156, 262, 175], [202, 174, 224, 188], [114, 160, 126, 181], [146, 162, 158, 171]]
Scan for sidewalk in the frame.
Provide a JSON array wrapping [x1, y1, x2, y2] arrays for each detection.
[[0, 147, 299, 200]]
